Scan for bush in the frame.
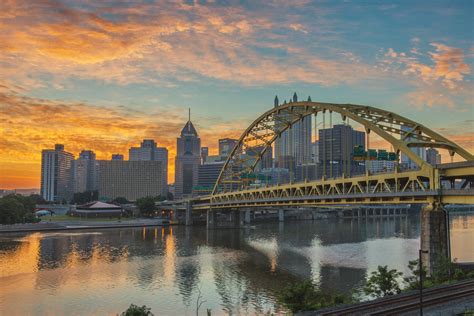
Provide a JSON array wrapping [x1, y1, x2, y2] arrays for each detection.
[[364, 265, 403, 298], [121, 304, 153, 316]]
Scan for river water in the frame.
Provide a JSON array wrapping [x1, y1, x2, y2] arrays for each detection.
[[0, 212, 472, 315]]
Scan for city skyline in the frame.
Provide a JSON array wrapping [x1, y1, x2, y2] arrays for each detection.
[[1, 0, 473, 189]]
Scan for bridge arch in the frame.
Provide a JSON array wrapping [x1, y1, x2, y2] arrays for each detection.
[[212, 101, 472, 195]]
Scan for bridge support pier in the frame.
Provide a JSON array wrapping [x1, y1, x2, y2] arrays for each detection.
[[421, 203, 449, 275], [185, 201, 193, 226], [232, 209, 241, 227], [278, 209, 284, 222], [244, 209, 251, 224], [206, 209, 216, 230]]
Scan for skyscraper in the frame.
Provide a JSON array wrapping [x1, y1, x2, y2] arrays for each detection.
[[74, 150, 98, 193], [40, 144, 75, 202], [426, 148, 441, 166], [129, 139, 168, 197], [400, 126, 427, 170], [175, 111, 201, 199], [318, 124, 365, 178], [218, 138, 238, 159], [274, 93, 312, 171]]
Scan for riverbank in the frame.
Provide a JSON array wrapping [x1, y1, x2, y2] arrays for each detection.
[[0, 218, 173, 233]]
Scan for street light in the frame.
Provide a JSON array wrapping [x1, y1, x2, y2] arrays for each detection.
[[419, 249, 429, 316]]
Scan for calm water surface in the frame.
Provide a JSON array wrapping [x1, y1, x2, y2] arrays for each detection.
[[0, 213, 472, 315]]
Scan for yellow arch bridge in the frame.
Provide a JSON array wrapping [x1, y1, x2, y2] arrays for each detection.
[[181, 101, 473, 273]]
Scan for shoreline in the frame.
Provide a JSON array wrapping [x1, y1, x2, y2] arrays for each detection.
[[0, 219, 176, 234]]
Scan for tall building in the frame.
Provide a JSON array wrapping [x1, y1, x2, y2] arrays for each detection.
[[111, 154, 124, 161], [74, 150, 98, 193], [218, 138, 238, 158], [247, 145, 272, 171], [274, 93, 312, 171], [40, 144, 75, 202], [426, 148, 441, 166], [400, 126, 427, 170], [196, 161, 225, 195], [201, 147, 209, 164], [129, 139, 168, 197], [175, 112, 201, 199], [98, 160, 164, 202], [318, 124, 365, 178]]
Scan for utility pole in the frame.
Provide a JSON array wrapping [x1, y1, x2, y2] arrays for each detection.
[[419, 249, 429, 316]]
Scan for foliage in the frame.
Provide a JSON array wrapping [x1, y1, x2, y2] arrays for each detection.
[[135, 196, 167, 216], [72, 191, 98, 204], [363, 265, 403, 298], [0, 194, 39, 225], [279, 280, 350, 313], [113, 197, 130, 204], [29, 194, 48, 204], [135, 197, 156, 216], [121, 304, 153, 316]]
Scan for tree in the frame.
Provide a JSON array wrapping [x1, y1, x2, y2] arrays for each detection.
[[72, 191, 98, 204], [29, 194, 47, 205], [280, 280, 332, 312], [364, 265, 403, 298], [135, 197, 156, 217], [0, 194, 38, 224], [121, 304, 153, 316], [113, 197, 129, 204]]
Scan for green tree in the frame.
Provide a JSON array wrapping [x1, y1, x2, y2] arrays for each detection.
[[0, 194, 38, 224], [121, 304, 153, 316], [72, 191, 98, 204], [364, 265, 403, 298], [113, 197, 129, 204], [280, 280, 332, 312], [135, 197, 156, 217]]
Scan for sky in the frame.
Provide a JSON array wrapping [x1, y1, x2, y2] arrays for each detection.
[[0, 0, 473, 189]]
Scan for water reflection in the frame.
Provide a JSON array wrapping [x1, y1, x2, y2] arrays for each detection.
[[0, 213, 472, 315]]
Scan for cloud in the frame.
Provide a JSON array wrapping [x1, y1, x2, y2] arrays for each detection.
[[0, 0, 378, 89], [0, 88, 246, 188], [381, 43, 472, 108]]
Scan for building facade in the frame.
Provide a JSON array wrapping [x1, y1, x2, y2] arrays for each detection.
[[318, 124, 365, 178], [129, 139, 168, 197], [426, 148, 441, 166], [196, 161, 225, 195], [274, 93, 312, 171], [74, 150, 98, 193], [400, 126, 427, 170], [111, 154, 124, 161], [218, 138, 238, 158], [40, 144, 75, 202], [98, 160, 163, 201], [175, 118, 201, 199]]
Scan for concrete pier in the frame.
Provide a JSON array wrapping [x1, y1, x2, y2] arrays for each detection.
[[278, 209, 284, 222], [206, 209, 216, 230], [244, 209, 251, 224], [185, 201, 193, 226], [232, 209, 241, 227], [421, 203, 449, 275]]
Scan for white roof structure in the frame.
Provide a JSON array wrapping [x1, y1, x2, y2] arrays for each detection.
[[77, 201, 123, 210]]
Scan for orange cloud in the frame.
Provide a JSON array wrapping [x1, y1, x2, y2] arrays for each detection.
[[0, 88, 246, 189], [0, 0, 378, 89]]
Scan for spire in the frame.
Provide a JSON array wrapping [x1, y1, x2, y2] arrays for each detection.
[[308, 96, 312, 102], [274, 95, 279, 107], [188, 108, 191, 122], [284, 99, 287, 104], [293, 92, 298, 102]]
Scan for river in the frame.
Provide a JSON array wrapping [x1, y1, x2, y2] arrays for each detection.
[[0, 212, 472, 315]]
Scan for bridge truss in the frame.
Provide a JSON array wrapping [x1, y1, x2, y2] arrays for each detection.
[[204, 101, 473, 208]]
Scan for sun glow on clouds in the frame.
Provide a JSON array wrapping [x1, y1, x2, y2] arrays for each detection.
[[0, 0, 472, 189], [0, 88, 243, 188]]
